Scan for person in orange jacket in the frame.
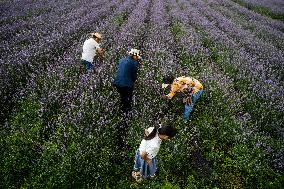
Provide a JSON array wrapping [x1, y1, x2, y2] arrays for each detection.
[[162, 75, 204, 121]]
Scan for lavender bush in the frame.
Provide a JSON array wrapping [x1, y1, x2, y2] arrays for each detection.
[[207, 0, 284, 52], [236, 0, 284, 15]]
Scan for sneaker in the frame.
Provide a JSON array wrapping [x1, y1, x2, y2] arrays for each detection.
[[132, 171, 143, 183], [132, 171, 139, 178]]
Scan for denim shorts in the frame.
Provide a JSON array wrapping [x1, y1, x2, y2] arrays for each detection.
[[81, 59, 93, 70], [134, 149, 157, 179]]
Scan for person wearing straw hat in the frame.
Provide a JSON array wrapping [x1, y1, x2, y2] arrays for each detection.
[[113, 48, 142, 117], [81, 32, 104, 71], [161, 75, 204, 121]]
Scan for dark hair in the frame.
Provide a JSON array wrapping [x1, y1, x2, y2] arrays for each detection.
[[144, 125, 177, 140], [163, 75, 175, 84]]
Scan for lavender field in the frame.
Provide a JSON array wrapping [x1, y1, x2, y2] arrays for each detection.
[[0, 0, 284, 188]]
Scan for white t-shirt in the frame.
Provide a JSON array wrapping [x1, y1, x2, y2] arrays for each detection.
[[139, 127, 162, 159], [81, 38, 100, 62]]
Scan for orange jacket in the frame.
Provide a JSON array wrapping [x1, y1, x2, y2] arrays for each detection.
[[167, 76, 203, 99]]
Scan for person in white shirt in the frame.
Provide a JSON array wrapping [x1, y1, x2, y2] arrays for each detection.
[[81, 32, 104, 71], [132, 125, 177, 182]]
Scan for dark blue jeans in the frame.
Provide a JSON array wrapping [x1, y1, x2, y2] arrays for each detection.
[[183, 90, 203, 121], [81, 59, 93, 70], [134, 149, 157, 179]]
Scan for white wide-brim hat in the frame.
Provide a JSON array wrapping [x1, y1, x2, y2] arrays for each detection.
[[128, 48, 141, 59]]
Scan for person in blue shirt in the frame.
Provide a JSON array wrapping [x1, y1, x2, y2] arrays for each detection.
[[113, 49, 141, 117]]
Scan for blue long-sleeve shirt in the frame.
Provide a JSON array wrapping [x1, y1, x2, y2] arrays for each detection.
[[113, 56, 139, 88]]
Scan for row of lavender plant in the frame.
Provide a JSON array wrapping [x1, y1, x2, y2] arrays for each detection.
[[0, 0, 59, 20], [206, 0, 284, 52], [168, 0, 283, 187], [219, 0, 284, 30], [176, 0, 284, 113], [189, 0, 284, 76], [195, 0, 283, 169], [0, 0, 112, 64], [0, 0, 96, 45], [170, 0, 264, 140], [167, 0, 248, 185], [161, 0, 220, 183], [169, 0, 242, 116], [0, 0, 121, 124], [179, 0, 284, 138], [238, 0, 284, 14], [192, 0, 284, 110], [20, 0, 139, 135], [170, 0, 258, 121]]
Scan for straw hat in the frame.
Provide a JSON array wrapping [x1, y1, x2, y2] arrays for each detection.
[[128, 48, 141, 59], [91, 32, 102, 39]]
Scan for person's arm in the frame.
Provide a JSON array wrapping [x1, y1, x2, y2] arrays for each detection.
[[162, 82, 178, 99], [141, 151, 152, 164], [167, 90, 176, 99], [131, 63, 138, 82], [144, 129, 149, 137], [93, 41, 104, 59], [96, 48, 104, 59], [192, 79, 203, 93]]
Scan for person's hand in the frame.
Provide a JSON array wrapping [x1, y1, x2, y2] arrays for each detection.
[[97, 48, 104, 59], [141, 151, 147, 159], [161, 94, 169, 100], [183, 96, 192, 105], [144, 129, 149, 137], [141, 151, 152, 164]]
